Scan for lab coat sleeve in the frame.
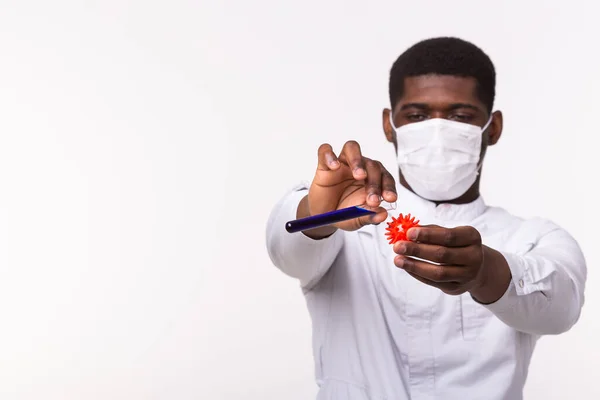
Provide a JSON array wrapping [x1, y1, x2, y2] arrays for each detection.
[[482, 219, 587, 335], [265, 183, 344, 289]]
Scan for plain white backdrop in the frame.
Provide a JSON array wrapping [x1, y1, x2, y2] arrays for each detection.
[[0, 0, 598, 399]]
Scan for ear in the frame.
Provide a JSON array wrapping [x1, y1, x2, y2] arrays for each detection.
[[487, 110, 503, 146], [382, 108, 395, 144]]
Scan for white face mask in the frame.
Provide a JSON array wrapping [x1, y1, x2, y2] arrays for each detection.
[[389, 114, 493, 201]]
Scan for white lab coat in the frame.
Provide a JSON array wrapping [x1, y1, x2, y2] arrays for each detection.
[[266, 182, 586, 400]]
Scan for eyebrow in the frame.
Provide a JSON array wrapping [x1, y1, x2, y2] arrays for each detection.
[[448, 103, 482, 112], [399, 102, 483, 113], [399, 103, 429, 111]]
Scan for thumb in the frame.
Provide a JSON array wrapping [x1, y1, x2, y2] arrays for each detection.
[[357, 207, 388, 228]]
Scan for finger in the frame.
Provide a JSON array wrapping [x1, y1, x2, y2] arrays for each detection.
[[356, 206, 388, 228], [317, 143, 340, 171], [364, 159, 383, 206], [339, 140, 366, 180], [407, 225, 482, 247], [380, 163, 398, 202], [394, 255, 472, 283], [393, 241, 477, 266], [405, 271, 466, 295]]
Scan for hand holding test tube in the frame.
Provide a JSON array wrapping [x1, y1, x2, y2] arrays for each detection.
[[286, 141, 398, 237]]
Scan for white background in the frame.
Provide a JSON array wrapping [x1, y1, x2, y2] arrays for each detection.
[[0, 0, 597, 399]]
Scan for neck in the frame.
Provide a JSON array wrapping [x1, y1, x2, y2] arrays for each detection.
[[398, 174, 482, 206]]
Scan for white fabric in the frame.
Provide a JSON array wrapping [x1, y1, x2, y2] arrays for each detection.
[[265, 182, 587, 400], [392, 116, 492, 201]]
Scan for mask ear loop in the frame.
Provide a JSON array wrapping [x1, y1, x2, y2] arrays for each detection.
[[475, 115, 495, 172], [388, 111, 398, 131], [481, 115, 494, 132]]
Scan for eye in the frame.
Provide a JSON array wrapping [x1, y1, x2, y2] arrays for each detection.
[[406, 113, 427, 122], [449, 114, 474, 122]]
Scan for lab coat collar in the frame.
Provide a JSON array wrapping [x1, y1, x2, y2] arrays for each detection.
[[394, 183, 487, 223]]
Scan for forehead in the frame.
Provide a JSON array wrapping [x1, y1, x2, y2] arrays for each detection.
[[395, 75, 483, 110]]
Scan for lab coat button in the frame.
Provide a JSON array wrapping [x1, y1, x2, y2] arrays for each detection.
[[518, 279, 524, 288]]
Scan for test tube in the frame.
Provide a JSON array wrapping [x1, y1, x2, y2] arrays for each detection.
[[285, 199, 396, 233]]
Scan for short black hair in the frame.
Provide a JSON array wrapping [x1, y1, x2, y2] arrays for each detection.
[[389, 37, 496, 113]]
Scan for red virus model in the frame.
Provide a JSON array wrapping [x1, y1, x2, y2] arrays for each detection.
[[384, 213, 420, 244]]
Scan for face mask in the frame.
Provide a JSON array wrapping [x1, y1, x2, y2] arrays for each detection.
[[389, 114, 493, 201]]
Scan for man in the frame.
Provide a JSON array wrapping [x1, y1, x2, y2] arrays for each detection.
[[265, 37, 587, 399]]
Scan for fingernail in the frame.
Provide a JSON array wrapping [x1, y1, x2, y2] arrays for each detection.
[[354, 168, 366, 176], [407, 228, 418, 240], [329, 159, 339, 167], [395, 256, 405, 268], [369, 194, 379, 203], [395, 243, 406, 254]]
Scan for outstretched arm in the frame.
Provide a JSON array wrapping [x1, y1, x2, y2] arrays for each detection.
[[392, 220, 586, 335]]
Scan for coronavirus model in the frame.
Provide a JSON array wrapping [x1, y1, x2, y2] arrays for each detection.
[[384, 213, 420, 244]]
